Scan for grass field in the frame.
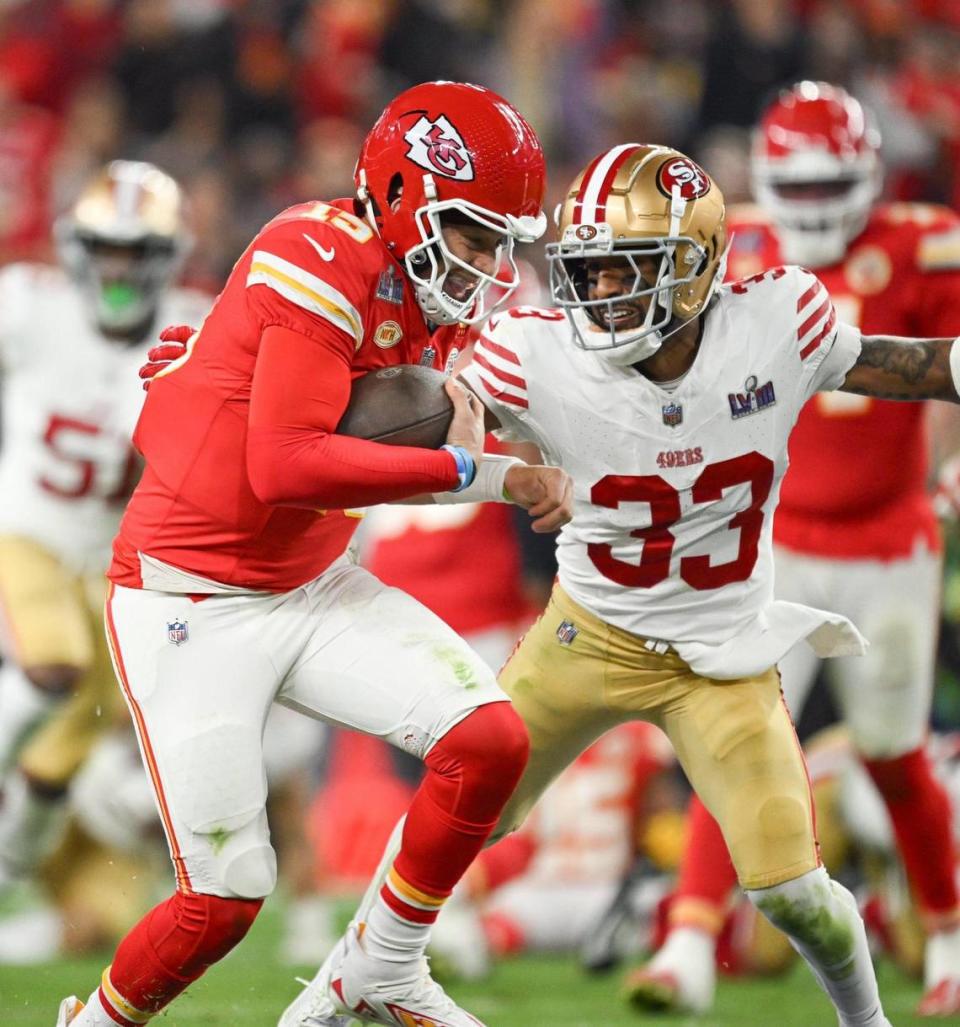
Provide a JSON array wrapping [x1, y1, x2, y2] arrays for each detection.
[[0, 906, 934, 1026]]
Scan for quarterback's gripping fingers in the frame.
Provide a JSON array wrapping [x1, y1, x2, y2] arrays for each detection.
[[443, 377, 485, 466], [159, 323, 196, 344]]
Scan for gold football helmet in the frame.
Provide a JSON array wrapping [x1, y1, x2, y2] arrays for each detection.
[[547, 144, 727, 364], [55, 161, 192, 339]]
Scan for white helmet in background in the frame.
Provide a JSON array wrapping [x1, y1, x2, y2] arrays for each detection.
[[752, 81, 882, 268], [55, 160, 192, 339]]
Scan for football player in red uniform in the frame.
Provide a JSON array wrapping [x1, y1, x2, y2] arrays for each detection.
[[634, 82, 960, 1018], [55, 81, 572, 1027]]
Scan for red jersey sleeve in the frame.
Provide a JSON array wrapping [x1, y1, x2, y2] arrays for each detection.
[[247, 325, 459, 509]]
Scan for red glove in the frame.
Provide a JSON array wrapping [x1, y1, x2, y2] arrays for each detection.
[[139, 324, 195, 390]]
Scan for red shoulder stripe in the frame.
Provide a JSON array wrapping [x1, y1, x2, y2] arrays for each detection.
[[799, 307, 837, 361], [478, 333, 522, 365], [475, 369, 529, 409], [473, 350, 527, 391]]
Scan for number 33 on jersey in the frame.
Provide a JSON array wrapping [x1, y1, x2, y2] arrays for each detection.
[[462, 265, 865, 678]]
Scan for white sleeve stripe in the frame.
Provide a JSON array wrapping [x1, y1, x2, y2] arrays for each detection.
[[247, 250, 363, 346]]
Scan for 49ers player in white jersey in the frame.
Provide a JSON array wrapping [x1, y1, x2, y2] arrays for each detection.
[[640, 83, 960, 1019], [454, 140, 960, 1027], [0, 162, 208, 898], [57, 83, 572, 1027]]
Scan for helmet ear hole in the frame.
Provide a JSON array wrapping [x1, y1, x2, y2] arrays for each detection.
[[386, 173, 404, 208]]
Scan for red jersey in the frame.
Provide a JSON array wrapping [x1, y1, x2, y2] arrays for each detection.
[[111, 200, 468, 592], [727, 202, 960, 559]]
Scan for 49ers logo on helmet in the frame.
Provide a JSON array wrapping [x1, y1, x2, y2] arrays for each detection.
[[403, 114, 475, 182], [656, 157, 710, 200]]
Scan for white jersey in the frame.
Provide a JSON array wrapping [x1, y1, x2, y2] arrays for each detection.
[[0, 262, 210, 573], [463, 265, 867, 679]]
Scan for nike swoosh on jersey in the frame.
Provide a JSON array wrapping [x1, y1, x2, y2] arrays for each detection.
[[303, 233, 335, 262]]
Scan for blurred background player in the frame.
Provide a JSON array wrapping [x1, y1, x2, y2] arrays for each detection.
[[634, 81, 960, 1018], [0, 159, 207, 898]]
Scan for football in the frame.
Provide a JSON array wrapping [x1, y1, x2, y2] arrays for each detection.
[[335, 364, 454, 448]]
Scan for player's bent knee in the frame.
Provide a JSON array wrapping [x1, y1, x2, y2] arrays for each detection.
[[440, 701, 530, 777], [219, 842, 278, 899], [175, 891, 264, 967], [756, 794, 809, 841]]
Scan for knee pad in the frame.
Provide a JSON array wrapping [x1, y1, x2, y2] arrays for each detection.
[[428, 703, 530, 817], [163, 891, 264, 970], [168, 722, 277, 899]]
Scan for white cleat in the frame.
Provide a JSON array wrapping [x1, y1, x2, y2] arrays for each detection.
[[624, 927, 716, 1014], [279, 924, 485, 1027], [55, 996, 84, 1026]]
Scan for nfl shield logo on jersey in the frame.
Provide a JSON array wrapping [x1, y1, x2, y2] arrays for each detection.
[[556, 620, 579, 646], [662, 402, 683, 427], [167, 619, 189, 646]]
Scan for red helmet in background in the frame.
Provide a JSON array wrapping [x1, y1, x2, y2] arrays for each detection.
[[752, 81, 881, 267], [355, 81, 547, 324]]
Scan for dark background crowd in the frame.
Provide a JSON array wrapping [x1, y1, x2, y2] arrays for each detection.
[[1, 0, 958, 287]]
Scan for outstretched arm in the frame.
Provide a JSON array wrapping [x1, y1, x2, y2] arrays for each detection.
[[841, 335, 959, 402]]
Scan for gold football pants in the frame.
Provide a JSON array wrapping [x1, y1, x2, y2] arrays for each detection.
[[496, 585, 820, 890], [0, 536, 122, 786]]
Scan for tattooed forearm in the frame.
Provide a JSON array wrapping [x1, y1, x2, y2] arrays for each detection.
[[841, 335, 958, 402]]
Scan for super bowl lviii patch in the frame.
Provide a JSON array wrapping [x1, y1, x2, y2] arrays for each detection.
[[556, 620, 579, 646]]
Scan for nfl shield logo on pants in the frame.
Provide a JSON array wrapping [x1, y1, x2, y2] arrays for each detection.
[[662, 402, 683, 427], [556, 620, 579, 646], [167, 619, 189, 646]]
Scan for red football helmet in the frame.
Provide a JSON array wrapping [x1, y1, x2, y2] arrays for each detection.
[[355, 81, 547, 325], [752, 81, 881, 267]]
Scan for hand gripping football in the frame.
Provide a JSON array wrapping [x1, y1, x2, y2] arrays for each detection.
[[335, 364, 454, 448]]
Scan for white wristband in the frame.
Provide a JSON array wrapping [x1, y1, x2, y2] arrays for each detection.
[[432, 454, 523, 505], [950, 337, 960, 398]]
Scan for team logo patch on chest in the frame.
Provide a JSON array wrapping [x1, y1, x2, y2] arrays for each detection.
[[374, 320, 403, 348], [167, 619, 189, 646], [728, 375, 776, 419], [376, 267, 404, 304], [662, 401, 683, 427]]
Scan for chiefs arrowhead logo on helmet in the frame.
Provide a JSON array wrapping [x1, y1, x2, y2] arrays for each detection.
[[403, 114, 475, 181], [656, 157, 711, 200]]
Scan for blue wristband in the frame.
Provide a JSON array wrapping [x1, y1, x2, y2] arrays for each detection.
[[441, 444, 476, 493]]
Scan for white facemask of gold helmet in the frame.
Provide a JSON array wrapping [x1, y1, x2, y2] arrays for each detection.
[[547, 144, 728, 366]]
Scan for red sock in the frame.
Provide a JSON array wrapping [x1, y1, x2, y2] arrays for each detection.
[[668, 795, 738, 936], [99, 891, 263, 1020], [863, 747, 960, 929], [390, 702, 529, 913]]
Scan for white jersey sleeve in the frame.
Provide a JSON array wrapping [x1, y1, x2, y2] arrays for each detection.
[[785, 267, 862, 399], [463, 309, 548, 448]]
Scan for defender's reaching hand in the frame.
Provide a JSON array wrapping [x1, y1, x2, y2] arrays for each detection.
[[504, 464, 574, 533]]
